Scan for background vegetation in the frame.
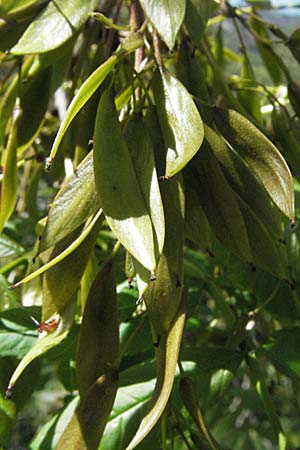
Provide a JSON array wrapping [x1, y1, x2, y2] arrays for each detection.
[[1, 0, 300, 449]]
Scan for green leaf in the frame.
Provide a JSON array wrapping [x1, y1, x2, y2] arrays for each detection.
[[0, 100, 21, 233], [0, 308, 38, 358], [271, 106, 300, 178], [183, 167, 213, 252], [0, 0, 46, 19], [247, 355, 287, 448], [153, 68, 204, 178], [99, 379, 157, 450], [5, 301, 75, 396], [204, 124, 283, 240], [237, 53, 262, 124], [41, 213, 102, 319], [39, 152, 100, 253], [11, 0, 96, 54], [0, 56, 34, 150], [184, 0, 210, 47], [55, 367, 119, 450], [192, 145, 252, 262], [249, 13, 282, 85], [0, 396, 16, 447], [29, 396, 79, 450], [76, 263, 119, 399], [234, 193, 287, 279], [125, 295, 186, 450], [124, 114, 165, 258], [48, 53, 119, 163], [288, 80, 300, 118], [48, 33, 144, 163], [0, 234, 24, 259], [141, 175, 185, 335], [286, 28, 300, 65], [139, 0, 186, 49], [93, 89, 157, 272], [259, 328, 300, 382], [212, 107, 294, 219], [17, 66, 52, 152], [11, 210, 102, 299]]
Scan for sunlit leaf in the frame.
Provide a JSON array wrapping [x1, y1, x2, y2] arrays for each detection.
[[93, 89, 157, 272], [11, 0, 97, 54], [153, 68, 204, 178], [125, 295, 186, 450], [213, 107, 294, 219], [139, 0, 186, 49]]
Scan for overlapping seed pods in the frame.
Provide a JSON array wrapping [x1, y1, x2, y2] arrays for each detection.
[[55, 263, 119, 450], [212, 107, 294, 220], [93, 89, 158, 272]]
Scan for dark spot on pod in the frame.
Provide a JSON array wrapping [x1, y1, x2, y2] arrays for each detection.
[[112, 185, 117, 191], [136, 296, 143, 306], [88, 138, 94, 150], [127, 278, 133, 289], [176, 279, 181, 288], [32, 256, 36, 264], [153, 337, 160, 347], [159, 175, 170, 181], [38, 235, 42, 241], [45, 159, 52, 171], [291, 218, 296, 228], [279, 238, 286, 245], [4, 386, 12, 400], [150, 271, 156, 281]]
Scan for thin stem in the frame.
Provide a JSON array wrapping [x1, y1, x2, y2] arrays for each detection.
[[252, 280, 281, 316], [116, 315, 146, 365], [0, 255, 29, 276]]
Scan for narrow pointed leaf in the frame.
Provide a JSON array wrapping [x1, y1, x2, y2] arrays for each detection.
[[11, 0, 97, 54], [234, 193, 287, 279], [184, 0, 210, 47], [10, 210, 102, 292], [93, 89, 156, 272], [17, 66, 52, 152], [41, 213, 102, 319], [125, 295, 186, 450], [193, 145, 252, 262], [49, 54, 119, 163], [0, 100, 21, 233], [153, 68, 204, 178], [139, 0, 186, 49], [213, 107, 294, 219], [204, 124, 283, 240], [39, 152, 100, 253], [48, 34, 144, 163], [183, 167, 213, 252]]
